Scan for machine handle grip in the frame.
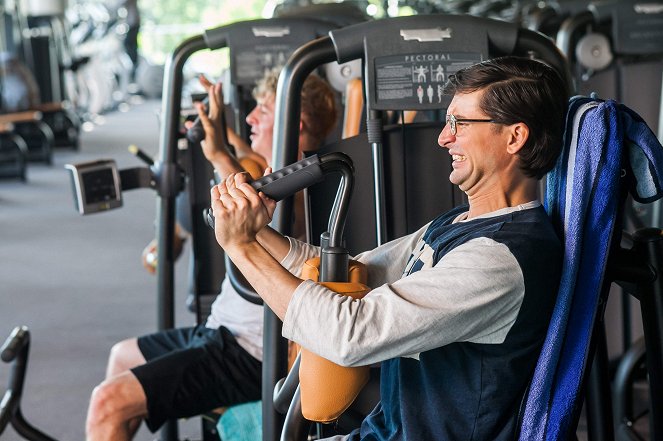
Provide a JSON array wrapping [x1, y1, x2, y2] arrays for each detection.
[[186, 87, 230, 148], [206, 155, 324, 229], [186, 118, 205, 144], [251, 155, 323, 201], [1, 326, 29, 363]]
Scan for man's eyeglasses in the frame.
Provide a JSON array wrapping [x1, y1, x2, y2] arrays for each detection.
[[445, 114, 496, 136]]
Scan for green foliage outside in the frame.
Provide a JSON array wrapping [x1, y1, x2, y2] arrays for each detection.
[[138, 0, 266, 76], [134, 0, 408, 77]]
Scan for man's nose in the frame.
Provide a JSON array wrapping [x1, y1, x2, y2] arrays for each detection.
[[246, 108, 258, 125], [438, 123, 455, 147]]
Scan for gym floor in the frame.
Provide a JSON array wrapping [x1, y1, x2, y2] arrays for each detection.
[[0, 100, 200, 441]]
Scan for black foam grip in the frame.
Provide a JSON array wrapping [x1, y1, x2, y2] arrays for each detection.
[[186, 118, 205, 144], [206, 155, 324, 229], [251, 155, 323, 201], [1, 327, 28, 363]]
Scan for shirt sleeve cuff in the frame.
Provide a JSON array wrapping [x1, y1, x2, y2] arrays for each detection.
[[279, 236, 298, 267], [279, 237, 320, 275], [282, 279, 315, 340]]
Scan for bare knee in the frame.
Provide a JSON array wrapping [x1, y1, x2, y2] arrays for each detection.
[[107, 338, 145, 378], [86, 381, 129, 440], [87, 381, 121, 428], [86, 374, 147, 436]]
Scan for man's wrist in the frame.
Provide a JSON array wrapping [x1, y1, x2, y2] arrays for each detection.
[[213, 168, 223, 184], [224, 239, 263, 260], [212, 156, 244, 182]]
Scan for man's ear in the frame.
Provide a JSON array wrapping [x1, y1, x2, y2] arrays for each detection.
[[506, 122, 529, 155]]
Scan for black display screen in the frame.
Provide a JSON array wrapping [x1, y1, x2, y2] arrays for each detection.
[[82, 168, 118, 205]]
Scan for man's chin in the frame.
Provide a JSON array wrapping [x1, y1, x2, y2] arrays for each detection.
[[448, 172, 461, 187]]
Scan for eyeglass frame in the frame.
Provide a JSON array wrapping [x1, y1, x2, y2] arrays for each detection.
[[445, 114, 496, 136]]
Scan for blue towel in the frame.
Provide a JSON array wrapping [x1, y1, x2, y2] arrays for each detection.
[[519, 96, 663, 440], [216, 400, 262, 441]]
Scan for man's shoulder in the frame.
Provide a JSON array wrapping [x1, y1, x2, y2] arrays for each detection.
[[425, 205, 560, 264], [493, 206, 561, 251]]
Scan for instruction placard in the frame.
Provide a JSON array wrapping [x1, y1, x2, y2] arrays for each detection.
[[234, 44, 295, 86], [372, 52, 482, 109]]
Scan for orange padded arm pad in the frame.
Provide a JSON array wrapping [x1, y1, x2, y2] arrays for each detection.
[[342, 78, 364, 139], [301, 258, 368, 285], [298, 259, 371, 423], [238, 156, 265, 180], [402, 110, 417, 124]]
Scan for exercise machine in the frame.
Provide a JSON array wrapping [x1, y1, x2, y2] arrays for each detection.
[[268, 13, 571, 441]]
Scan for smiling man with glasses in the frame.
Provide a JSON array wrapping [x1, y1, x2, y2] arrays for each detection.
[[438, 58, 567, 217], [209, 56, 570, 440]]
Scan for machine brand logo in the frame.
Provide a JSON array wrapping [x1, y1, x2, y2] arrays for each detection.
[[400, 27, 452, 42], [252, 26, 291, 37], [634, 3, 663, 13]]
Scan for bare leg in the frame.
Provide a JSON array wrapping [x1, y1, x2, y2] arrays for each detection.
[[87, 339, 149, 441], [106, 338, 146, 378], [86, 371, 148, 441]]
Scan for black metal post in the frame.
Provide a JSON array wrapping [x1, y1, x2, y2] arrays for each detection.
[[266, 35, 336, 441], [633, 228, 663, 440], [155, 33, 207, 441], [585, 325, 615, 441]]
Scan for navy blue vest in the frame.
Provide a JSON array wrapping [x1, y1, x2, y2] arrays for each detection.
[[348, 205, 562, 441]]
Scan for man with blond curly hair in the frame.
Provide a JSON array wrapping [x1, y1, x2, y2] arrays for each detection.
[[85, 70, 337, 441]]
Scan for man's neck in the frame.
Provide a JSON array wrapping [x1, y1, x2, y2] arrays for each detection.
[[466, 181, 539, 219]]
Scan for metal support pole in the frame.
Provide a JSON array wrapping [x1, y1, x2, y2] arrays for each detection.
[[633, 229, 663, 440], [155, 33, 207, 441], [267, 36, 336, 441], [585, 324, 615, 441]]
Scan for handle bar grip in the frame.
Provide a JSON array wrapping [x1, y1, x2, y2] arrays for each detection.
[[1, 326, 29, 363], [250, 155, 323, 201], [206, 155, 324, 229], [186, 94, 210, 144], [186, 117, 205, 144], [185, 91, 231, 149]]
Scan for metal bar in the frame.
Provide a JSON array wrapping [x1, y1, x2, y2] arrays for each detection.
[[370, 141, 386, 246], [585, 325, 615, 441], [367, 111, 385, 245], [633, 229, 663, 440], [613, 337, 646, 431], [266, 35, 336, 441], [155, 33, 207, 441], [155, 32, 206, 329], [279, 387, 309, 441]]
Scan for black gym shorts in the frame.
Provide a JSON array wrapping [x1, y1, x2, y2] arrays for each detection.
[[132, 325, 261, 433]]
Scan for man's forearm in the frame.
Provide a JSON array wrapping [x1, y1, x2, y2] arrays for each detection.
[[211, 152, 245, 179], [226, 241, 302, 319], [227, 129, 253, 158], [256, 226, 291, 263]]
